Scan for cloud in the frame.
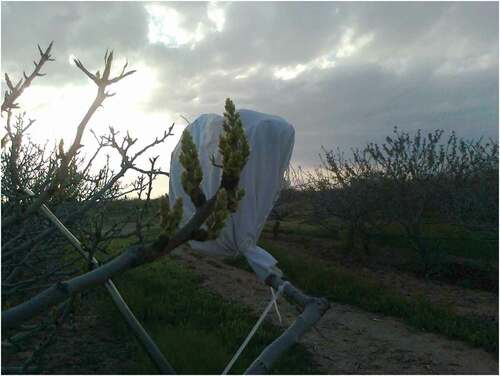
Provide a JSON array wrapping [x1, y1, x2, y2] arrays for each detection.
[[1, 1, 498, 180]]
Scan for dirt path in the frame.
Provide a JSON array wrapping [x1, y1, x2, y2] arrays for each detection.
[[173, 246, 499, 375]]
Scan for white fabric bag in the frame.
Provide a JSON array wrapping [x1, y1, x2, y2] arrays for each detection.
[[169, 109, 295, 281]]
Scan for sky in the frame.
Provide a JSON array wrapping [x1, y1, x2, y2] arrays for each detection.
[[1, 1, 498, 197]]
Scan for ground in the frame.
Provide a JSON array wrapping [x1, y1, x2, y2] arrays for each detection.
[[21, 241, 497, 375], [3, 218, 498, 374], [264, 233, 497, 320], [173, 246, 498, 374]]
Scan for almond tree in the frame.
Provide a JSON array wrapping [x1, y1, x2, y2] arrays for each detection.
[[309, 127, 498, 268], [305, 148, 382, 252], [2, 43, 329, 374], [1, 43, 176, 372], [1, 41, 247, 353], [365, 128, 498, 266]]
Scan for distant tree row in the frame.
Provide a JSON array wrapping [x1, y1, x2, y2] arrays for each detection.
[[296, 128, 498, 266]]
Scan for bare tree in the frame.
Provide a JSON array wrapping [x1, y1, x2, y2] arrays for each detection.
[[307, 127, 498, 265], [365, 128, 498, 265], [1, 43, 179, 372], [269, 167, 297, 239], [304, 148, 382, 252], [2, 43, 330, 375]]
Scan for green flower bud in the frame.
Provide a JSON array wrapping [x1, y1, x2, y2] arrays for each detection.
[[179, 129, 206, 207], [206, 189, 230, 240], [162, 197, 183, 236], [218, 98, 250, 191], [159, 194, 170, 228]]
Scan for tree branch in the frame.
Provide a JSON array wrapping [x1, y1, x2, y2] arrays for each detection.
[[2, 192, 218, 330]]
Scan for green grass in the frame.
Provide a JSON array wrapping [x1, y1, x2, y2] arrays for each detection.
[[264, 218, 498, 265], [94, 252, 317, 374], [223, 255, 254, 273], [263, 220, 338, 239], [371, 222, 498, 263], [263, 218, 497, 291], [257, 239, 498, 354]]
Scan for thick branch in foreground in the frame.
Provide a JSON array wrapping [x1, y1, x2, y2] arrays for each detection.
[[9, 189, 175, 374], [2, 194, 217, 330]]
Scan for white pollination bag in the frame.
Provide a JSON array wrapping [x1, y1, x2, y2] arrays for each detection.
[[169, 109, 295, 281]]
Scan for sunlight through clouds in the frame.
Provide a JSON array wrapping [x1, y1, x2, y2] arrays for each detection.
[[273, 64, 307, 80], [336, 29, 374, 59], [273, 55, 336, 81], [68, 54, 76, 66], [207, 1, 226, 32], [272, 29, 374, 81], [145, 4, 195, 48], [106, 60, 159, 107], [235, 65, 262, 80], [15, 60, 182, 197], [145, 2, 226, 49], [19, 84, 95, 146], [314, 55, 336, 70]]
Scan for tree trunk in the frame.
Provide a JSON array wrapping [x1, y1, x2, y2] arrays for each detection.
[[273, 220, 281, 239]]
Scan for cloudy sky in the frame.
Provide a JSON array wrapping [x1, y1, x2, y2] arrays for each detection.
[[2, 1, 498, 196]]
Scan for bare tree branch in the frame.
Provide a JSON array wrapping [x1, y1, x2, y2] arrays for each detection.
[[2, 42, 54, 114]]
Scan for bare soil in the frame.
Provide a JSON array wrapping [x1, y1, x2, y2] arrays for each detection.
[[2, 290, 136, 374], [40, 305, 136, 374], [172, 246, 499, 374]]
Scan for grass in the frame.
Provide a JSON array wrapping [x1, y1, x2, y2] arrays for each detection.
[[264, 218, 498, 291], [369, 223, 498, 290], [75, 204, 497, 370], [93, 245, 317, 374], [263, 219, 338, 240], [370, 222, 498, 263], [267, 219, 498, 264], [223, 254, 254, 273], [254, 239, 498, 354]]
